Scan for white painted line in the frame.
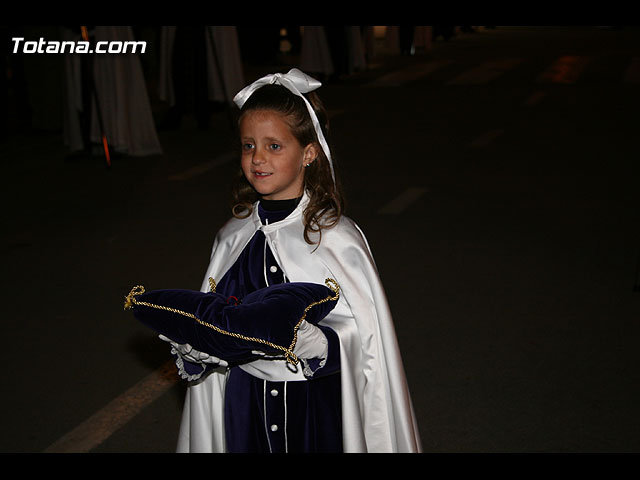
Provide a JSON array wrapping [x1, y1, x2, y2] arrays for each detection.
[[169, 151, 236, 181], [536, 56, 593, 84], [470, 129, 505, 148], [43, 360, 179, 453], [623, 57, 640, 83], [368, 60, 454, 87], [377, 187, 428, 215], [447, 58, 523, 85]]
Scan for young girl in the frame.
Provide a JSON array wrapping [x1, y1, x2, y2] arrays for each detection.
[[167, 68, 422, 453]]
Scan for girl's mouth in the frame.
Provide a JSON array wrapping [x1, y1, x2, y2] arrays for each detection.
[[254, 171, 272, 177]]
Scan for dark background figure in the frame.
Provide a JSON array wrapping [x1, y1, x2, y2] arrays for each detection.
[[1, 26, 33, 138], [237, 26, 281, 66], [62, 26, 97, 159], [323, 26, 349, 81], [398, 25, 416, 55], [160, 27, 212, 131]]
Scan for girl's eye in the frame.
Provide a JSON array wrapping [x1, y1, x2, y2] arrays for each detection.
[[269, 143, 281, 151], [241, 143, 254, 152]]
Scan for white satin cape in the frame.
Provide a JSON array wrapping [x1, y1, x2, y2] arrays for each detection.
[[176, 193, 422, 453]]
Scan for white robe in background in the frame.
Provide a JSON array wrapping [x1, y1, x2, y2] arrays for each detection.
[[176, 193, 422, 453], [299, 27, 367, 76], [62, 26, 162, 157], [347, 26, 367, 73], [299, 27, 334, 77]]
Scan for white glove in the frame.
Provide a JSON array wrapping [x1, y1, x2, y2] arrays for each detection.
[[293, 321, 328, 360], [159, 334, 228, 367]]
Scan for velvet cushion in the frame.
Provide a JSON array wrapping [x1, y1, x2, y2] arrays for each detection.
[[124, 280, 339, 365]]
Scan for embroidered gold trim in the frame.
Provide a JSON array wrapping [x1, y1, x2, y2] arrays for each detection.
[[124, 279, 340, 366]]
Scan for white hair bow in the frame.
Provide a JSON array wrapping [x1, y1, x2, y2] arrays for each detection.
[[233, 68, 335, 183]]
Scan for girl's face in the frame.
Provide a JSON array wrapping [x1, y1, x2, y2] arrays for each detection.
[[240, 110, 317, 201]]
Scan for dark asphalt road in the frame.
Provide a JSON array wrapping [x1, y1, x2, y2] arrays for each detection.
[[2, 26, 640, 453]]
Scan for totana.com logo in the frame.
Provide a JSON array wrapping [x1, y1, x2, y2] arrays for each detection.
[[11, 37, 146, 54]]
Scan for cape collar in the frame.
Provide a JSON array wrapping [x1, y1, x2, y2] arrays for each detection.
[[251, 190, 310, 234]]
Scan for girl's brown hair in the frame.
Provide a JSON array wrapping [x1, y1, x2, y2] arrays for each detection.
[[231, 84, 344, 245]]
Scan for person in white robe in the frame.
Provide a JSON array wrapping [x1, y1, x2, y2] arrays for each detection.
[[62, 26, 162, 157], [299, 26, 335, 78]]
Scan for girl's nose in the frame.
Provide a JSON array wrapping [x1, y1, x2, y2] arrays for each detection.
[[251, 151, 265, 164]]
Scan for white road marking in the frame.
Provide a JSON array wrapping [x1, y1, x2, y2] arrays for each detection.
[[377, 187, 428, 215], [447, 58, 523, 85], [43, 360, 178, 453]]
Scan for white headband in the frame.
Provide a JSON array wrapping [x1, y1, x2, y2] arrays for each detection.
[[233, 68, 335, 184]]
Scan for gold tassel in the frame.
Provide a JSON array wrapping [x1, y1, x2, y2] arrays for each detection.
[[124, 285, 145, 310]]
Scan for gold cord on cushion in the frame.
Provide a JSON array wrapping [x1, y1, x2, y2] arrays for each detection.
[[123, 279, 340, 367]]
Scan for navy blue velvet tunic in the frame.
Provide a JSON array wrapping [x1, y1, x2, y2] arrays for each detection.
[[214, 199, 343, 453]]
